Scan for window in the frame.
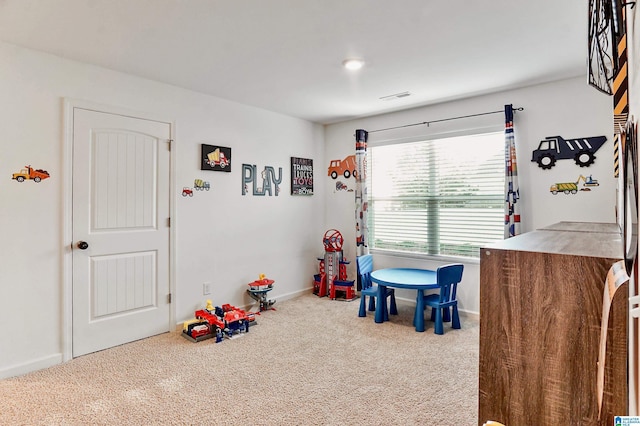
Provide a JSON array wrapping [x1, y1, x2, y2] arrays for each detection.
[[367, 132, 505, 258]]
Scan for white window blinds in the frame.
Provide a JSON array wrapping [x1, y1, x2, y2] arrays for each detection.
[[367, 132, 505, 258]]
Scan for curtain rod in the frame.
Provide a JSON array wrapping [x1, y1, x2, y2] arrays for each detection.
[[367, 106, 524, 134]]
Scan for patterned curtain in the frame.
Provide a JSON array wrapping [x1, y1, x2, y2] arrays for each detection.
[[355, 129, 369, 256], [504, 104, 521, 238]]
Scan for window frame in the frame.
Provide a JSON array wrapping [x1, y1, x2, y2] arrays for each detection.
[[365, 125, 505, 263]]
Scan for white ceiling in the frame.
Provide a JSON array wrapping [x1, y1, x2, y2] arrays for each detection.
[[0, 0, 588, 124]]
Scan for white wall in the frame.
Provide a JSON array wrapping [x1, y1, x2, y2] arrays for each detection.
[[324, 77, 614, 315], [0, 41, 325, 378], [0, 40, 616, 378]]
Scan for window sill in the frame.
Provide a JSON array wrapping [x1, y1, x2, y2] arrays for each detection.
[[368, 248, 480, 265]]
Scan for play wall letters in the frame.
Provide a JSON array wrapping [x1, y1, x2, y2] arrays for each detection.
[[242, 164, 282, 196]]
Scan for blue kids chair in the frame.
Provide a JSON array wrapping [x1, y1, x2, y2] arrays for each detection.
[[423, 263, 464, 334], [357, 254, 398, 320]]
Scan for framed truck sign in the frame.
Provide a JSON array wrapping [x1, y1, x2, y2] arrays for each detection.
[[291, 157, 313, 195], [201, 144, 232, 172]]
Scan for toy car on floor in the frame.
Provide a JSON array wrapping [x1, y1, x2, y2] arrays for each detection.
[[182, 300, 253, 342]]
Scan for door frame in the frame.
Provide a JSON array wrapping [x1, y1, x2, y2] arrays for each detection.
[[62, 98, 176, 361]]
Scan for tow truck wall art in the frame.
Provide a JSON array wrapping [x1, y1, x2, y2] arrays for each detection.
[[531, 135, 607, 169], [242, 163, 283, 196], [11, 165, 50, 183]]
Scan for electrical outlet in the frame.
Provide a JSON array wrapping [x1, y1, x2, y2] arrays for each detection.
[[203, 282, 211, 295]]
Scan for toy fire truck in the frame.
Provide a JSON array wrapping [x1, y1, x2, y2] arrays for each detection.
[[182, 300, 255, 342]]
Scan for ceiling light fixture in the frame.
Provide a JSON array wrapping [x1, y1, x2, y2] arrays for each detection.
[[342, 58, 365, 71], [379, 91, 411, 101]]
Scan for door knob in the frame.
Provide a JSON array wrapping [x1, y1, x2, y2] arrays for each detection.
[[77, 241, 89, 250]]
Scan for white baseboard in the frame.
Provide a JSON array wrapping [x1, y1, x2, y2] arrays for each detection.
[[271, 287, 312, 303], [0, 353, 63, 379]]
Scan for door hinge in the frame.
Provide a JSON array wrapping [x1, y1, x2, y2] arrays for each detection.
[[167, 217, 171, 227], [167, 293, 172, 304], [167, 139, 173, 151]]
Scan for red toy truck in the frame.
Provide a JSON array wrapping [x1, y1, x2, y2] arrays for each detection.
[[183, 301, 253, 342]]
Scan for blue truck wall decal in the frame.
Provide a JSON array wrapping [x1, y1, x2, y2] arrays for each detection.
[[531, 135, 607, 169]]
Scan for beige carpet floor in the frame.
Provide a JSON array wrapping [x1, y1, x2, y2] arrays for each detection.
[[0, 293, 479, 425]]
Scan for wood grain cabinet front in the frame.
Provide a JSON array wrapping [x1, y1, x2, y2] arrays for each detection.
[[478, 223, 627, 426]]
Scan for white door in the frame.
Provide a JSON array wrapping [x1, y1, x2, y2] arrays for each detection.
[[72, 108, 171, 357]]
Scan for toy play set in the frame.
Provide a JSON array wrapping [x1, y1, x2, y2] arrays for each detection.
[[247, 274, 276, 312], [183, 275, 277, 343], [313, 229, 356, 301], [183, 299, 256, 343]]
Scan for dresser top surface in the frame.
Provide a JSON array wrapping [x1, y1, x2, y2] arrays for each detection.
[[483, 222, 623, 259], [539, 221, 621, 234]]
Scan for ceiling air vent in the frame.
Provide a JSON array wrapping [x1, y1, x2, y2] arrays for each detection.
[[379, 91, 411, 101]]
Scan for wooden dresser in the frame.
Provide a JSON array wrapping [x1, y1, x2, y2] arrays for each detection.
[[478, 222, 628, 425]]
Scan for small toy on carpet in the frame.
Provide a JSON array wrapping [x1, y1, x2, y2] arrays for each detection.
[[182, 300, 255, 343], [247, 273, 276, 312]]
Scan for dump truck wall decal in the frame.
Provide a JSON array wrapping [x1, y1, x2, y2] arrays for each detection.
[[531, 135, 607, 169]]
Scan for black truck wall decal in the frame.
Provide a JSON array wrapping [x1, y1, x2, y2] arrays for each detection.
[[531, 135, 607, 169]]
